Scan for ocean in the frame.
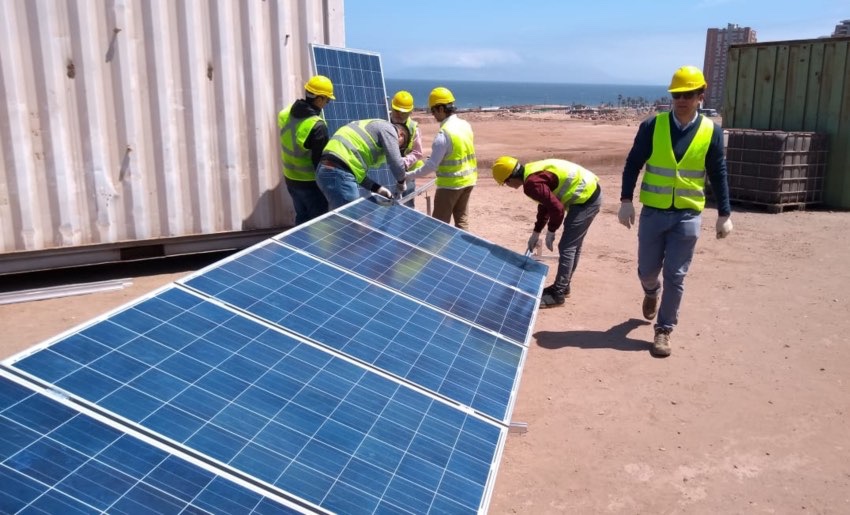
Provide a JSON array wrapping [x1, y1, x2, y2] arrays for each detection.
[[384, 78, 669, 110]]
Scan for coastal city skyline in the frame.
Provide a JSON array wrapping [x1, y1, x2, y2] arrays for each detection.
[[346, 0, 847, 85]]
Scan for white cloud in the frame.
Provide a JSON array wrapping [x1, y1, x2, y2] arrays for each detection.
[[404, 49, 521, 69]]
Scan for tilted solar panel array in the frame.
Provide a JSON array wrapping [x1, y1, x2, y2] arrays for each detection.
[[311, 44, 397, 189], [2, 198, 547, 514]]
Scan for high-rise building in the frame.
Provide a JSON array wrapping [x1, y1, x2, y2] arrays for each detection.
[[703, 23, 757, 111], [833, 20, 850, 37]]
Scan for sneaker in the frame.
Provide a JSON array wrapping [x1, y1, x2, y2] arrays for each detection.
[[651, 328, 671, 357], [542, 284, 570, 298], [642, 295, 658, 320]]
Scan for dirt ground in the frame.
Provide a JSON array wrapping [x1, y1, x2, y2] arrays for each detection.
[[3, 113, 850, 514]]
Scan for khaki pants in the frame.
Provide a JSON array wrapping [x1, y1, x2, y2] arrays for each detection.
[[432, 186, 474, 230]]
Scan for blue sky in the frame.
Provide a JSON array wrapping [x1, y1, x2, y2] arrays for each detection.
[[344, 0, 847, 85]]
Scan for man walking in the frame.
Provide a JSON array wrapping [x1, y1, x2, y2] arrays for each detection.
[[405, 87, 476, 229], [618, 65, 734, 357], [277, 75, 335, 225], [493, 157, 602, 307], [315, 119, 410, 209]]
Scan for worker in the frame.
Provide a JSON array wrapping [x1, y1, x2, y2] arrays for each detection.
[[492, 157, 602, 307], [277, 75, 335, 225], [618, 65, 734, 358], [315, 119, 411, 209], [405, 87, 477, 229], [389, 90, 424, 207]]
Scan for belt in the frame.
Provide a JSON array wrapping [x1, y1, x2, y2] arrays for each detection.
[[319, 156, 349, 171]]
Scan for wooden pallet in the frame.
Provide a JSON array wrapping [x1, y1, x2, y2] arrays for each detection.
[[729, 199, 821, 213]]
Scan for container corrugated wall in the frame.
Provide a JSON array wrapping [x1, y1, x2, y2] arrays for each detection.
[[0, 0, 345, 273], [723, 37, 850, 209]]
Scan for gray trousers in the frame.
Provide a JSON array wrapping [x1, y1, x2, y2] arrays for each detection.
[[552, 190, 602, 294]]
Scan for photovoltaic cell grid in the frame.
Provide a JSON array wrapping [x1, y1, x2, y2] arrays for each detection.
[[311, 44, 396, 188], [0, 375, 300, 514], [6, 287, 505, 514], [182, 242, 525, 423], [338, 200, 548, 296], [275, 213, 536, 344]]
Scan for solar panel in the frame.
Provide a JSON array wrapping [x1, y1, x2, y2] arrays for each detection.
[[275, 213, 536, 344], [0, 374, 303, 514], [311, 44, 396, 189], [4, 197, 546, 513], [181, 242, 525, 423], [5, 286, 508, 513]]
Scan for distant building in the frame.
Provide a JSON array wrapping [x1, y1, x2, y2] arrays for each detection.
[[703, 23, 757, 111], [833, 20, 850, 37]]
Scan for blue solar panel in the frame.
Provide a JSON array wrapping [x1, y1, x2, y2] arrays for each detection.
[[7, 286, 506, 514], [338, 199, 549, 296], [182, 244, 525, 423], [275, 213, 537, 344], [0, 374, 301, 514], [311, 44, 396, 189]]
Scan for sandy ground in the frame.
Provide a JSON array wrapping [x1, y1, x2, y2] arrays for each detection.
[[3, 113, 850, 514]]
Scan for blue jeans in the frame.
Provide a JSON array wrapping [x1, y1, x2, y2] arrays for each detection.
[[552, 190, 602, 294], [315, 162, 361, 210], [286, 180, 328, 225], [637, 207, 702, 332]]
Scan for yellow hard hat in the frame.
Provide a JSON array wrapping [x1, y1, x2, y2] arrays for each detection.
[[428, 86, 455, 108], [492, 156, 520, 185], [305, 75, 335, 99], [391, 91, 414, 112], [668, 66, 707, 93]]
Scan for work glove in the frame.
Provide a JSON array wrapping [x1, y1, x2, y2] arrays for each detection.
[[618, 201, 636, 229], [527, 231, 542, 254], [395, 181, 406, 196], [375, 185, 392, 199], [716, 215, 733, 239], [545, 230, 557, 251]]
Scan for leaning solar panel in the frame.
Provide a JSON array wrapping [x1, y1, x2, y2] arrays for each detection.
[[311, 44, 396, 188], [6, 286, 506, 514], [0, 374, 302, 514], [276, 212, 537, 345], [181, 242, 525, 423], [338, 199, 548, 296]]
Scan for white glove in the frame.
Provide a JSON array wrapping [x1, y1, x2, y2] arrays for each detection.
[[395, 181, 406, 195], [545, 230, 556, 251], [527, 231, 541, 253], [716, 216, 733, 239], [375, 186, 392, 199], [618, 201, 636, 229]]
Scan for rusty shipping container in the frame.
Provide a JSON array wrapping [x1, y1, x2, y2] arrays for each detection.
[[0, 0, 345, 274], [723, 36, 850, 209]]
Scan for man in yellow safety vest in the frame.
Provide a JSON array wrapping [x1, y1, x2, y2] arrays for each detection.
[[389, 90, 423, 207], [618, 65, 734, 358]]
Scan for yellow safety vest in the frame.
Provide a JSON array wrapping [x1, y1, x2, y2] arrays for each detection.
[[435, 117, 477, 188], [523, 159, 599, 206], [640, 112, 713, 212], [278, 106, 320, 181], [323, 120, 386, 184], [403, 118, 418, 156]]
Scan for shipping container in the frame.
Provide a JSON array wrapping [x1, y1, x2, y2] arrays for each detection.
[[723, 37, 850, 209], [0, 0, 345, 274]]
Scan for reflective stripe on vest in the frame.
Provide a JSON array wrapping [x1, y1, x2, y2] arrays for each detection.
[[323, 120, 386, 183], [278, 107, 320, 181], [523, 159, 599, 206], [435, 117, 477, 188], [640, 113, 714, 212]]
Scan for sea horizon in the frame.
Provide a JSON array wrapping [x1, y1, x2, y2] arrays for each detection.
[[384, 78, 669, 110]]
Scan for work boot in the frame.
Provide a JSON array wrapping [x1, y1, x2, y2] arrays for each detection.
[[540, 284, 566, 308], [642, 295, 658, 320], [651, 327, 671, 357]]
